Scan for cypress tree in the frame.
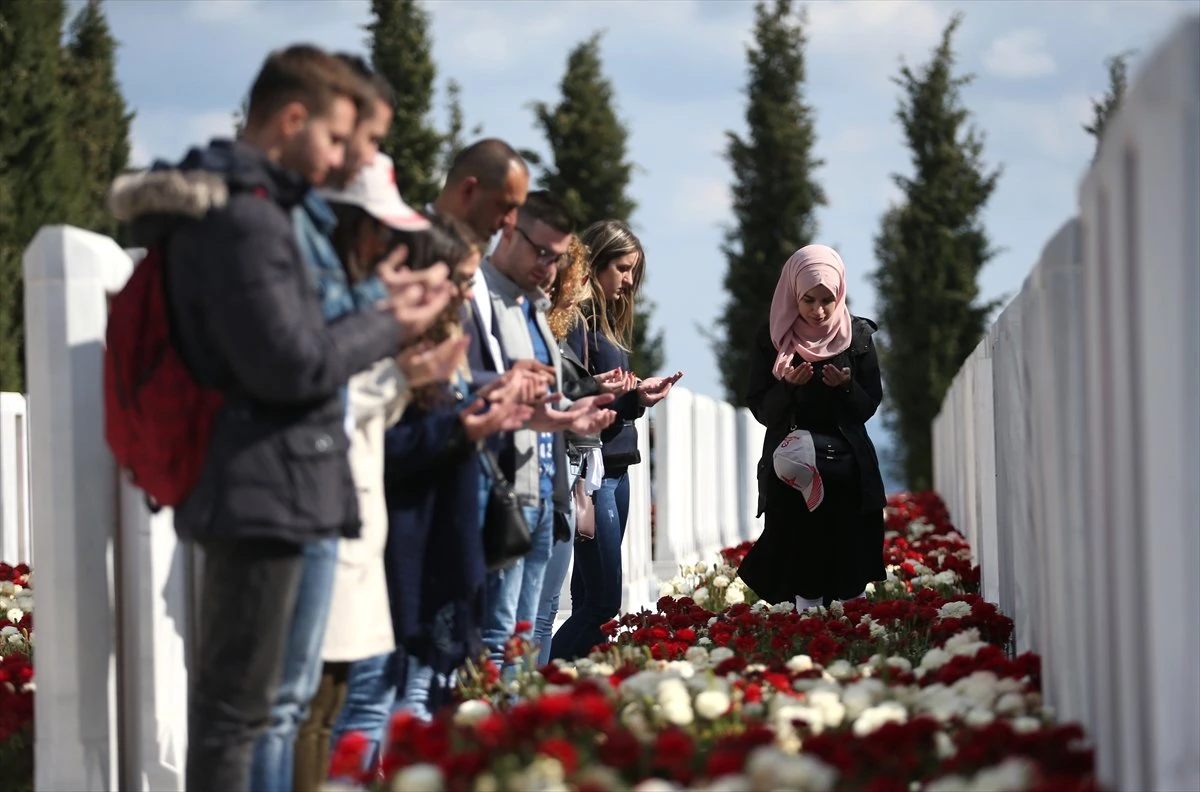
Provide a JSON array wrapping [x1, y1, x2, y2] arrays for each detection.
[[0, 0, 79, 392], [368, 0, 442, 206], [531, 32, 663, 375], [438, 78, 483, 183], [1083, 50, 1135, 158], [713, 0, 826, 405], [62, 0, 133, 237], [870, 13, 1003, 490]]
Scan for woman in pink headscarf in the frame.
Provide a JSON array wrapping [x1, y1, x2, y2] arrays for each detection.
[[736, 244, 887, 611]]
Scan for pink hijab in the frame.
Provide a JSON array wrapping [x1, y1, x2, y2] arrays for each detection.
[[769, 244, 854, 379]]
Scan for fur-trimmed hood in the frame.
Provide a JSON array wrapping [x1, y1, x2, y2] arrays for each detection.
[[108, 138, 307, 247]]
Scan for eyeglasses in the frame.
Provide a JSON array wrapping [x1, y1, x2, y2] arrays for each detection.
[[514, 225, 565, 267]]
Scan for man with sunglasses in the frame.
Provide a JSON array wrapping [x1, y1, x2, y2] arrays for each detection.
[[478, 190, 618, 674]]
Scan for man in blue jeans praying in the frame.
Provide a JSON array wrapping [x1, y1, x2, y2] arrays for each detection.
[[478, 190, 617, 674]]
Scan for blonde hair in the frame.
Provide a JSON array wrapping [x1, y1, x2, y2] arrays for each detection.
[[579, 220, 644, 350], [544, 235, 590, 340]]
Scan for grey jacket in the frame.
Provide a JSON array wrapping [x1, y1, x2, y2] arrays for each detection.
[[482, 258, 565, 505]]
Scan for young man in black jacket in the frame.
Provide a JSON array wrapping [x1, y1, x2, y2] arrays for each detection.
[[110, 45, 453, 790]]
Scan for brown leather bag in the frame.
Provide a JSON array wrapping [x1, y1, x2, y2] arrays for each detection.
[[573, 475, 596, 541]]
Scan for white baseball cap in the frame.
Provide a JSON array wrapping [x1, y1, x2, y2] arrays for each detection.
[[319, 153, 430, 232]]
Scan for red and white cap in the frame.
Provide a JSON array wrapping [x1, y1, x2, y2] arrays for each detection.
[[319, 153, 430, 232]]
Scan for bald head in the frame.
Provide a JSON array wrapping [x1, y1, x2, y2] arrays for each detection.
[[446, 138, 528, 189], [437, 138, 530, 240]]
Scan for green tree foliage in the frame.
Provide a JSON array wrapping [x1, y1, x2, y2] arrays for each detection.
[[61, 0, 133, 237], [368, 0, 442, 205], [1083, 50, 1135, 159], [0, 0, 83, 391], [713, 0, 826, 405], [531, 32, 663, 375], [870, 14, 1003, 490]]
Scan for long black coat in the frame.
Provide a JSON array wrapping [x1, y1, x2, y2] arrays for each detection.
[[738, 317, 887, 603]]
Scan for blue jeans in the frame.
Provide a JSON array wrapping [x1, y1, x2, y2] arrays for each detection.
[[534, 459, 582, 666], [249, 537, 338, 792], [481, 498, 554, 672], [551, 473, 629, 660], [329, 652, 395, 772]]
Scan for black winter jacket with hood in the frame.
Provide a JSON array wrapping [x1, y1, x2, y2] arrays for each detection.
[[110, 139, 403, 545]]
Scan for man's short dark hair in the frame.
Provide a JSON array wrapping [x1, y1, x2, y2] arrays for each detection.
[[334, 52, 396, 111], [445, 138, 527, 191], [519, 190, 575, 235], [247, 44, 371, 124]]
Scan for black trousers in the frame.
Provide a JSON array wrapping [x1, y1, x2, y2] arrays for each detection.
[[186, 537, 304, 792]]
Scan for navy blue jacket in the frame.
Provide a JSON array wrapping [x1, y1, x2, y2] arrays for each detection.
[[566, 322, 646, 475], [382, 395, 484, 674]]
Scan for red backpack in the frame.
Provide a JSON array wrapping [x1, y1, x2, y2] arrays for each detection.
[[104, 245, 224, 510]]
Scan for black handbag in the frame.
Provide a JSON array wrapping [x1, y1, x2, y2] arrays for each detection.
[[479, 449, 532, 571], [808, 430, 856, 485]]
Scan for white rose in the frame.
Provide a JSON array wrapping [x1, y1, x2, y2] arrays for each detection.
[[919, 648, 951, 671], [932, 570, 959, 586], [659, 582, 676, 597], [972, 758, 1036, 791], [964, 708, 995, 727], [685, 646, 710, 667], [709, 647, 735, 665], [390, 764, 443, 792], [6, 607, 22, 623], [807, 690, 846, 729], [852, 702, 907, 736], [657, 679, 694, 726], [694, 689, 731, 720], [936, 601, 972, 621], [454, 699, 492, 727], [786, 654, 814, 673], [995, 692, 1026, 716], [693, 587, 709, 604], [943, 629, 982, 652], [1011, 716, 1043, 734], [0, 625, 17, 638], [724, 586, 745, 605], [712, 575, 731, 589], [7, 633, 23, 645], [632, 780, 682, 792]]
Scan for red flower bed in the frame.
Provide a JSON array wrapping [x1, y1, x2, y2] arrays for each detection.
[[330, 492, 1101, 792]]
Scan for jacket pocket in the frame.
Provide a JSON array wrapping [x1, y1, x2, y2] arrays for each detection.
[[282, 424, 352, 529]]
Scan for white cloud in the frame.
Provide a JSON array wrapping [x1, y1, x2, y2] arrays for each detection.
[[982, 29, 1057, 80], [807, 0, 948, 81]]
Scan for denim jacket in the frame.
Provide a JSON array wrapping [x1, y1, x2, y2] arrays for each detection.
[[293, 192, 388, 320], [294, 192, 391, 425]]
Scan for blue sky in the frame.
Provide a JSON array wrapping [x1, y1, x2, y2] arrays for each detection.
[[85, 0, 1195, 473]]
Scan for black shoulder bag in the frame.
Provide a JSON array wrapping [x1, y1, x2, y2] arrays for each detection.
[[478, 448, 532, 571]]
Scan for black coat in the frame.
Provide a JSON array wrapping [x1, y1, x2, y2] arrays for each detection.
[[738, 316, 887, 603], [117, 139, 403, 545], [747, 317, 887, 515]]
